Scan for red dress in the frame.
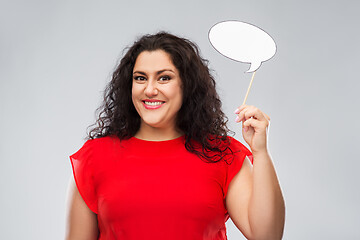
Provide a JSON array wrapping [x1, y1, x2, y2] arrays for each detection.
[[70, 135, 252, 240]]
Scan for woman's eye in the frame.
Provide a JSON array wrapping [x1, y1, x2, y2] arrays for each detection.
[[159, 76, 171, 81], [134, 76, 146, 81]]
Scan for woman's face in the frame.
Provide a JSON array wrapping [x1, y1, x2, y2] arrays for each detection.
[[132, 50, 183, 131]]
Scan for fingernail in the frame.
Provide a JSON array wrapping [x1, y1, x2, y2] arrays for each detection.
[[235, 116, 240, 122], [234, 108, 240, 114]]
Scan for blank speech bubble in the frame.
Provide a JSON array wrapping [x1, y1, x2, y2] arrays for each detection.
[[209, 21, 276, 72]]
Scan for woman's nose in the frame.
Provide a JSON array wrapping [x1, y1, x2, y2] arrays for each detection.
[[144, 80, 158, 97]]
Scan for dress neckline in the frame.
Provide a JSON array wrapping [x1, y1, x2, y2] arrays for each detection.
[[130, 134, 185, 144]]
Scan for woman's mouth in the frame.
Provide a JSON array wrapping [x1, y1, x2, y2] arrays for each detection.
[[142, 100, 165, 109]]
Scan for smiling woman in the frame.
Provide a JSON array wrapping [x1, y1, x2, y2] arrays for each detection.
[[65, 32, 285, 240], [131, 50, 183, 139]]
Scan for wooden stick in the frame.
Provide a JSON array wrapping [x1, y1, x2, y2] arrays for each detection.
[[242, 71, 256, 105]]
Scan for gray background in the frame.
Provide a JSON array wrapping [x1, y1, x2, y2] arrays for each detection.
[[1, 0, 359, 239]]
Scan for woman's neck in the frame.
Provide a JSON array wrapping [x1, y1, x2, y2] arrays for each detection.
[[134, 124, 183, 141]]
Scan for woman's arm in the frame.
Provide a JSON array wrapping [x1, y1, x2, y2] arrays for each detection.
[[226, 105, 285, 240], [65, 176, 99, 240]]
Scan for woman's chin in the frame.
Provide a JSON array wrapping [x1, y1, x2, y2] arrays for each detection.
[[141, 118, 165, 129]]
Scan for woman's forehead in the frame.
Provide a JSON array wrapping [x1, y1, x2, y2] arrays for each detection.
[[133, 50, 177, 73]]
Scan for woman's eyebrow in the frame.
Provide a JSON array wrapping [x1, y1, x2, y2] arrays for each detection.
[[133, 71, 146, 75], [156, 69, 175, 74], [133, 69, 175, 75]]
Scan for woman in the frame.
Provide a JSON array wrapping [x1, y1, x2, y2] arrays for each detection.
[[65, 32, 285, 240]]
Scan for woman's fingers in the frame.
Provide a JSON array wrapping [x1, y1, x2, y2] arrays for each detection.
[[242, 117, 268, 131], [235, 105, 270, 152], [235, 105, 269, 124]]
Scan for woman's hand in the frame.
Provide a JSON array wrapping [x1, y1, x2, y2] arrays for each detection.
[[234, 105, 270, 154]]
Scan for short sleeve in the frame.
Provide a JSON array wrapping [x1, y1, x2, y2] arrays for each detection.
[[224, 137, 253, 200], [69, 139, 98, 214]]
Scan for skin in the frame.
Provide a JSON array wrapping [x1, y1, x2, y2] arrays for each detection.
[[65, 50, 285, 239], [225, 105, 285, 239]]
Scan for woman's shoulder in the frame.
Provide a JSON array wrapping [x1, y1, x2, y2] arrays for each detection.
[[82, 135, 122, 151], [226, 135, 242, 147], [209, 135, 240, 147], [87, 134, 121, 143], [224, 136, 252, 155]]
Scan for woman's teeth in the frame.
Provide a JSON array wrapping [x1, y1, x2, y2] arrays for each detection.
[[144, 101, 163, 106]]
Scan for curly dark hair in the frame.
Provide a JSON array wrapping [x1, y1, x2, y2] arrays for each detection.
[[87, 31, 234, 163]]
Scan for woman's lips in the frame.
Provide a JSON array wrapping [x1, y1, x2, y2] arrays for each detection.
[[142, 100, 165, 109]]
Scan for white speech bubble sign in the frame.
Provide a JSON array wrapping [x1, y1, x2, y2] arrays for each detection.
[[209, 21, 276, 72]]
